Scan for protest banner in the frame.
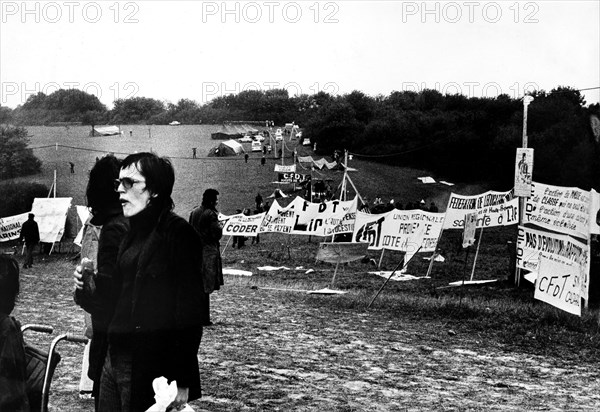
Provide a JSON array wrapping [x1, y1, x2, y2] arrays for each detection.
[[353, 209, 444, 253], [517, 225, 589, 299], [274, 164, 296, 173], [73, 206, 91, 247], [442, 190, 518, 229], [514, 148, 534, 197], [524, 182, 592, 240], [0, 212, 29, 242], [590, 189, 600, 235], [462, 212, 477, 248], [221, 212, 266, 237], [535, 255, 585, 316], [259, 199, 296, 234], [277, 172, 311, 184], [31, 197, 72, 243], [289, 197, 357, 236]]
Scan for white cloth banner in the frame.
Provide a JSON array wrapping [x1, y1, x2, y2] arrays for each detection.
[[0, 212, 29, 242], [353, 209, 444, 253], [524, 182, 592, 239], [274, 164, 296, 173], [442, 190, 517, 229], [73, 206, 91, 247], [588, 189, 599, 235], [31, 197, 72, 243], [220, 212, 266, 237], [517, 226, 589, 300], [535, 255, 585, 316], [260, 200, 296, 233], [289, 197, 357, 236]]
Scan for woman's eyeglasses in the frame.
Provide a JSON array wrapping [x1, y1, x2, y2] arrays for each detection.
[[114, 177, 145, 191]]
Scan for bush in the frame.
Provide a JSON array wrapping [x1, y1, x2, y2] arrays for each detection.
[[0, 181, 49, 217]]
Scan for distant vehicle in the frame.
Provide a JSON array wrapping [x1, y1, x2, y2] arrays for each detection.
[[239, 135, 253, 143], [254, 135, 265, 142], [275, 128, 283, 141], [169, 121, 181, 126], [251, 141, 262, 152], [303, 137, 311, 146]]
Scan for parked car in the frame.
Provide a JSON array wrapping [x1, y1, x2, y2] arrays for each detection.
[[239, 135, 253, 143], [251, 141, 262, 152]]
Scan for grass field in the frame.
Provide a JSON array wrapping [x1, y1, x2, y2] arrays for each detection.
[[6, 125, 600, 410]]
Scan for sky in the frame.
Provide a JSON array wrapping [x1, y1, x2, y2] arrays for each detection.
[[1, 0, 599, 109]]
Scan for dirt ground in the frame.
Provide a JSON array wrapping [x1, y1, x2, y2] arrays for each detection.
[[13, 260, 600, 412]]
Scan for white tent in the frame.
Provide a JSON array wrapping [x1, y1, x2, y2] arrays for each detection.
[[89, 126, 121, 136]]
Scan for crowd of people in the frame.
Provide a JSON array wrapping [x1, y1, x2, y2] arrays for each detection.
[[1, 152, 224, 412]]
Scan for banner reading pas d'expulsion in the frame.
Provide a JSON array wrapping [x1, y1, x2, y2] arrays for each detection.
[[442, 190, 518, 230], [517, 225, 590, 300]]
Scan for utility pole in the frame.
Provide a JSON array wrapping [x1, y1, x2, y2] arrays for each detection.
[[516, 95, 534, 287]]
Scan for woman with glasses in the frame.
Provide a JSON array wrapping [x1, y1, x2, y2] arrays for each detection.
[[99, 152, 204, 412]]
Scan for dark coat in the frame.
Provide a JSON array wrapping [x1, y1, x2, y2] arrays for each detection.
[[189, 206, 223, 294], [19, 219, 39, 245], [74, 208, 128, 393], [0, 315, 29, 412], [115, 211, 205, 411]]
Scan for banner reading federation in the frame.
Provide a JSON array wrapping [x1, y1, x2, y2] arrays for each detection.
[[443, 190, 517, 229]]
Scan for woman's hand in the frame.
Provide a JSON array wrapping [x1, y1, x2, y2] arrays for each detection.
[[73, 265, 84, 290], [167, 387, 189, 411]]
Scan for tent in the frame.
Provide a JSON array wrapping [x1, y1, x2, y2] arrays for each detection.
[[89, 126, 122, 137], [266, 189, 288, 199], [208, 139, 245, 157], [211, 123, 259, 139]]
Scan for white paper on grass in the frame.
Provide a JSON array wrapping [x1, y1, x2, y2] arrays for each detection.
[[447, 280, 497, 286], [222, 268, 253, 276], [368, 271, 430, 282], [307, 288, 347, 295], [257, 266, 291, 271]]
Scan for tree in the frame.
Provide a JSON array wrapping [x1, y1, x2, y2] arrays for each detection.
[[0, 126, 42, 180]]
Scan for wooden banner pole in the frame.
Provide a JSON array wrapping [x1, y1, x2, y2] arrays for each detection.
[[469, 227, 484, 281], [368, 246, 422, 309]]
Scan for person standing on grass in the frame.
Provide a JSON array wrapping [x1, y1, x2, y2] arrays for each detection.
[[19, 213, 39, 269], [72, 155, 129, 409], [101, 152, 204, 411], [189, 189, 224, 327], [255, 193, 263, 211]]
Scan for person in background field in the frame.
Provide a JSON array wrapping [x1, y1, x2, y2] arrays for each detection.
[[70, 162, 76, 174], [255, 193, 263, 211], [19, 213, 39, 269], [189, 189, 224, 327], [73, 155, 129, 409], [429, 202, 439, 213], [0, 254, 29, 411], [101, 152, 204, 412], [192, 148, 197, 159], [244, 153, 249, 163], [261, 155, 266, 166]]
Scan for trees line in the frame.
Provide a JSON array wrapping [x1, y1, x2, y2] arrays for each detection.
[[1, 87, 599, 189]]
